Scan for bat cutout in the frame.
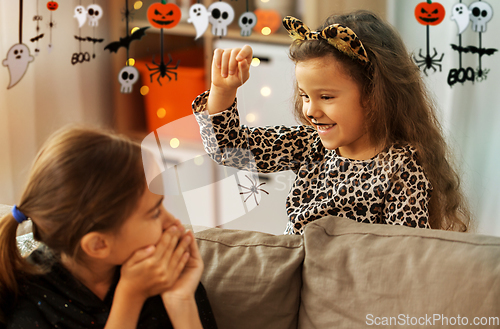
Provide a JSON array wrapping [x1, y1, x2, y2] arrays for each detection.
[[30, 34, 45, 42], [104, 26, 149, 53], [74, 35, 105, 43], [451, 44, 498, 56]]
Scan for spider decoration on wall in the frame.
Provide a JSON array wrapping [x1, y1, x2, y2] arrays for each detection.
[[238, 175, 269, 206], [412, 0, 446, 76], [146, 1, 181, 85], [447, 0, 497, 86]]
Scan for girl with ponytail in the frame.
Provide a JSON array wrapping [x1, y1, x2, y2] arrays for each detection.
[[0, 126, 216, 329]]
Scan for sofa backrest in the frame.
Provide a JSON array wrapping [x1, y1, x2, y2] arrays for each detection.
[[195, 227, 304, 329], [300, 216, 500, 328]]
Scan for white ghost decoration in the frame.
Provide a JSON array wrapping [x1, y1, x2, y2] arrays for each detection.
[[87, 4, 103, 27], [239, 12, 257, 37], [187, 4, 211, 40], [208, 2, 235, 37], [469, 1, 493, 33], [74, 5, 87, 28], [118, 66, 139, 94], [451, 3, 470, 35], [2, 44, 34, 89]]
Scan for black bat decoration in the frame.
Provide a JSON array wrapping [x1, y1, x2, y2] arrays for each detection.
[[104, 26, 150, 53], [74, 36, 105, 43], [451, 44, 498, 56], [30, 33, 44, 42]]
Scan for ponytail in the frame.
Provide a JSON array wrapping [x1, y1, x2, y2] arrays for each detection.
[[0, 210, 39, 323]]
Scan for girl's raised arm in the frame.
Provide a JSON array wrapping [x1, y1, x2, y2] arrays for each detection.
[[207, 45, 253, 115]]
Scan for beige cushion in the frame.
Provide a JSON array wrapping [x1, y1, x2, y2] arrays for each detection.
[[195, 227, 304, 329], [299, 216, 500, 328]]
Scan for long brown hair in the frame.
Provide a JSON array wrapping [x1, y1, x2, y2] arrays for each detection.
[[0, 126, 146, 323], [289, 10, 470, 232]]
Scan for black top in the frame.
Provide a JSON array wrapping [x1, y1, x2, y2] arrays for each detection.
[[5, 249, 217, 329]]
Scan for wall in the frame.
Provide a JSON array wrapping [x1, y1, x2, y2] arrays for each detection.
[[0, 0, 114, 204]]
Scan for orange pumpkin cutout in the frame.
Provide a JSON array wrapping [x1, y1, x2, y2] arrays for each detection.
[[47, 1, 58, 11], [147, 2, 181, 29], [414, 1, 445, 26], [253, 9, 281, 34]]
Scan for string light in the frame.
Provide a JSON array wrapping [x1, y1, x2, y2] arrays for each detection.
[[261, 27, 272, 35], [157, 108, 166, 118], [251, 58, 260, 67], [170, 138, 180, 148], [126, 58, 135, 66], [194, 155, 204, 166], [134, 1, 143, 10], [140, 86, 149, 95], [131, 27, 140, 34], [260, 86, 271, 97], [246, 113, 256, 123]]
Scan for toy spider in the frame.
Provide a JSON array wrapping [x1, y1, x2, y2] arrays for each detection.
[[238, 174, 269, 206], [476, 67, 490, 82], [413, 48, 444, 76], [146, 53, 179, 86]]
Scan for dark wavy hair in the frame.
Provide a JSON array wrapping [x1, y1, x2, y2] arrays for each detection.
[[288, 10, 470, 232]]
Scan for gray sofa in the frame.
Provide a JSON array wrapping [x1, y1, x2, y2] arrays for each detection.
[[6, 204, 500, 328], [194, 216, 500, 329]]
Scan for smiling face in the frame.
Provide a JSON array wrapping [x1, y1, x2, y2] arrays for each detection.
[[415, 1, 446, 26], [106, 186, 179, 265], [296, 55, 376, 160]]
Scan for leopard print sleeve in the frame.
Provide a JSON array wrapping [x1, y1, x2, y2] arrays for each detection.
[[382, 145, 432, 228], [192, 90, 324, 173]]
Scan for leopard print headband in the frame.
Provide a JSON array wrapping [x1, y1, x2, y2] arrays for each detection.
[[282, 16, 369, 64]]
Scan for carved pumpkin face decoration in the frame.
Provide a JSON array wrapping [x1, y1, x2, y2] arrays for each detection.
[[47, 1, 58, 11], [415, 1, 445, 26], [147, 2, 182, 29], [253, 9, 281, 34]]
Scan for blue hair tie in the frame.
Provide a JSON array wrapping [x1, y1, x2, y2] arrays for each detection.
[[12, 205, 29, 224]]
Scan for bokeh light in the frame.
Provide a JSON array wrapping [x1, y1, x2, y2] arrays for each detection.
[[157, 108, 166, 118], [170, 138, 180, 149]]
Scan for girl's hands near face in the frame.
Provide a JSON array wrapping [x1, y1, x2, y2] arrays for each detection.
[[162, 230, 204, 303], [117, 224, 192, 302], [211, 45, 253, 93]]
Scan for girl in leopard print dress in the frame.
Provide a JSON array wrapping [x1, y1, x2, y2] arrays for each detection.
[[192, 11, 470, 234]]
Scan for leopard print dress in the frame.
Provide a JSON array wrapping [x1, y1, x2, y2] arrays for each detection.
[[193, 91, 432, 234]]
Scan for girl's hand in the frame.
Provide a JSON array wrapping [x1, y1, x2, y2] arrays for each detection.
[[161, 230, 204, 303], [117, 225, 192, 302], [207, 45, 253, 115], [211, 45, 253, 92]]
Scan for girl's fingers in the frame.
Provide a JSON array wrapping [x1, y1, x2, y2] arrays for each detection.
[[154, 226, 180, 261], [220, 48, 234, 78], [236, 45, 253, 64], [126, 245, 155, 266], [228, 48, 240, 76], [212, 48, 223, 69]]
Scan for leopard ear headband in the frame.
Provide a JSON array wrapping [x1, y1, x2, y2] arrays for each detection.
[[282, 16, 370, 64]]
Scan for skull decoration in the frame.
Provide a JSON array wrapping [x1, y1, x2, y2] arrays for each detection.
[[239, 12, 257, 37], [118, 66, 139, 94], [87, 4, 103, 27], [208, 2, 235, 37], [469, 1, 493, 33]]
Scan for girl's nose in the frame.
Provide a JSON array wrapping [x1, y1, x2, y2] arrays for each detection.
[[305, 101, 323, 120]]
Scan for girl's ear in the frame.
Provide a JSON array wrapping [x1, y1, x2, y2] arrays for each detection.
[[80, 232, 112, 259]]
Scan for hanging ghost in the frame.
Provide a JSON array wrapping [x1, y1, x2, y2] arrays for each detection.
[[118, 66, 139, 93], [239, 11, 257, 37], [2, 44, 34, 89], [208, 2, 234, 37], [74, 5, 87, 28], [469, 1, 493, 33], [87, 4, 103, 27], [451, 3, 470, 35], [188, 3, 210, 40]]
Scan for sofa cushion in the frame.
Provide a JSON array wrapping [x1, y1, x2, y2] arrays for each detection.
[[194, 227, 304, 329], [300, 216, 500, 328]]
